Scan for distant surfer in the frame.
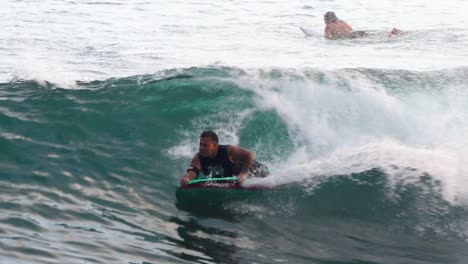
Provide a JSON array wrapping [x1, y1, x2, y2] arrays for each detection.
[[387, 27, 406, 37], [180, 131, 269, 187], [323, 11, 404, 39]]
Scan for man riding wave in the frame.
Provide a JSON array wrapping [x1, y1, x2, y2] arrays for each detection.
[[180, 131, 269, 187]]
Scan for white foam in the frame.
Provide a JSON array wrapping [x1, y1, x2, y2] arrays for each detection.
[[12, 52, 83, 88], [240, 69, 468, 204]]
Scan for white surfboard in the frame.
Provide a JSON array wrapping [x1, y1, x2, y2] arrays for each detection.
[[299, 27, 321, 37]]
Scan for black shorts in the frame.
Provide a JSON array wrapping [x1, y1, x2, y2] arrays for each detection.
[[248, 160, 270, 178]]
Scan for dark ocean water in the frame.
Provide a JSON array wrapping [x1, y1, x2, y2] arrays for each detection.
[[2, 66, 468, 263]]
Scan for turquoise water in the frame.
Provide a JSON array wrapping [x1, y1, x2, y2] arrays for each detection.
[[2, 67, 468, 263], [2, 0, 468, 263]]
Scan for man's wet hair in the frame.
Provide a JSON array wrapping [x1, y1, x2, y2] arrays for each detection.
[[324, 11, 338, 22], [200, 131, 219, 144]]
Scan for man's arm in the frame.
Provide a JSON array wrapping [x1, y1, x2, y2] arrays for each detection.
[[228, 146, 255, 181], [339, 20, 353, 31], [180, 154, 201, 187], [324, 25, 332, 39]]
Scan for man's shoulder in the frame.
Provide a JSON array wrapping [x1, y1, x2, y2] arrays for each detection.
[[219, 144, 232, 150], [219, 144, 231, 154], [192, 153, 200, 161]]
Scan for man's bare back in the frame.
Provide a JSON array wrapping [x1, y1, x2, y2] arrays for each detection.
[[325, 20, 354, 39]]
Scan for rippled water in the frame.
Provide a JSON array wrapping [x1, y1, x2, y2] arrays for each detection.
[[2, 0, 468, 85]]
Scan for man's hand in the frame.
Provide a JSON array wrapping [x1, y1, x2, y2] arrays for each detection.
[[180, 176, 191, 187], [238, 172, 248, 182], [180, 154, 201, 187]]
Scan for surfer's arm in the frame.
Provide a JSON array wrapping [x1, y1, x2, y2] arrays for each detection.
[[228, 146, 255, 181], [324, 26, 332, 39], [339, 20, 353, 31], [180, 155, 201, 187]]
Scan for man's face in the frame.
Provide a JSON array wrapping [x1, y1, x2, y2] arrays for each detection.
[[199, 137, 218, 158]]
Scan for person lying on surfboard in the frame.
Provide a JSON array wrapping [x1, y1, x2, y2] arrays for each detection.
[[180, 131, 269, 187], [324, 11, 404, 39]]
